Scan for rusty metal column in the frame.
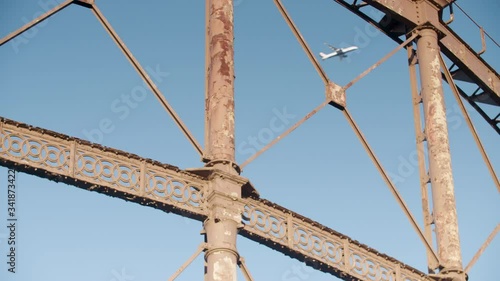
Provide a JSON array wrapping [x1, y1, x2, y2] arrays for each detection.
[[205, 0, 236, 165], [203, 0, 240, 281], [416, 28, 464, 281]]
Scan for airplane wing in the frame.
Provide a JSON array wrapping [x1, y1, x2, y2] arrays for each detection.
[[325, 43, 340, 52]]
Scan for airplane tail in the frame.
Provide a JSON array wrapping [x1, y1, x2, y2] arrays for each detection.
[[319, 52, 328, 60]]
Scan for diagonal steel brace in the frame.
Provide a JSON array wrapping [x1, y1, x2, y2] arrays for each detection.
[[0, 0, 74, 46], [89, 4, 203, 156]]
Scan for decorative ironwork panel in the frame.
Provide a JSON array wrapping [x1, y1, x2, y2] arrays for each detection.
[[241, 197, 431, 281], [1, 117, 433, 281], [292, 220, 345, 267], [0, 118, 208, 217], [1, 126, 71, 174], [144, 164, 206, 211], [347, 247, 399, 281], [75, 148, 141, 192], [242, 200, 288, 245]]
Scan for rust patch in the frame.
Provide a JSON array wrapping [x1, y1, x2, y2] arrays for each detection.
[[205, 0, 235, 162]]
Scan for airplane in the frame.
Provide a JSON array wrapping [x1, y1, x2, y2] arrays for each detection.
[[319, 43, 358, 60]]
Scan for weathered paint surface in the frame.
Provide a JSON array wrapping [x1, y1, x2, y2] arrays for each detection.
[[416, 28, 464, 278], [204, 208, 240, 281], [205, 0, 235, 162], [213, 255, 237, 281], [203, 1, 241, 280]]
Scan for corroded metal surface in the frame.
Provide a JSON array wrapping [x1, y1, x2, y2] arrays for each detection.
[[240, 197, 432, 281], [205, 0, 236, 163], [0, 117, 208, 219], [203, 1, 241, 280], [1, 0, 497, 280], [416, 28, 463, 278], [406, 44, 437, 272]]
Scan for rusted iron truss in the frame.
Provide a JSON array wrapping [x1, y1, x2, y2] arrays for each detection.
[[406, 43, 437, 273], [331, 0, 500, 134], [256, 1, 441, 269], [0, 117, 207, 220], [0, 117, 432, 281], [1, 0, 498, 280]]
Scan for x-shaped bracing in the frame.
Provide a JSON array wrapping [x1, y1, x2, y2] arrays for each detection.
[[1, 0, 498, 280]]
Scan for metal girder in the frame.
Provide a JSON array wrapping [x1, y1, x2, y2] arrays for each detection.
[[240, 197, 431, 281], [438, 25, 498, 104], [363, 0, 499, 103], [331, 0, 500, 134], [0, 116, 434, 281], [0, 117, 208, 220], [440, 54, 500, 192], [452, 83, 500, 134]]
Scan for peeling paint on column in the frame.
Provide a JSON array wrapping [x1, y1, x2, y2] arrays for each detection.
[[417, 28, 464, 275], [204, 2, 241, 280], [213, 256, 237, 281], [206, 0, 235, 162]]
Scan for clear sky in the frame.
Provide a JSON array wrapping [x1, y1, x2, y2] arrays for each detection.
[[0, 0, 498, 280]]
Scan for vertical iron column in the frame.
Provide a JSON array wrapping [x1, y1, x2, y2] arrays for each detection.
[[205, 0, 236, 165], [204, 0, 240, 281], [416, 28, 464, 280]]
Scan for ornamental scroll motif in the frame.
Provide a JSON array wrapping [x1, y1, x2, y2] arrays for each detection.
[[0, 121, 207, 216], [347, 247, 400, 281], [1, 127, 71, 174], [75, 149, 142, 192], [292, 220, 344, 268], [241, 197, 428, 281], [242, 200, 288, 245], [143, 165, 205, 210]]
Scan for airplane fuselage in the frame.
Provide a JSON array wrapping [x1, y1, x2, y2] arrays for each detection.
[[319, 46, 358, 60]]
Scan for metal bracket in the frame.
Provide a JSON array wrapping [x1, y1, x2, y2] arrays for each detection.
[[326, 82, 346, 109], [443, 3, 454, 25], [73, 0, 94, 8]]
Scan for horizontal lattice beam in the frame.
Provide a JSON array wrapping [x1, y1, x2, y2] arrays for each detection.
[[0, 117, 433, 281], [240, 197, 431, 281], [0, 117, 208, 220]]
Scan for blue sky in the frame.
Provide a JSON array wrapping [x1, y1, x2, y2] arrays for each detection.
[[0, 0, 498, 280]]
